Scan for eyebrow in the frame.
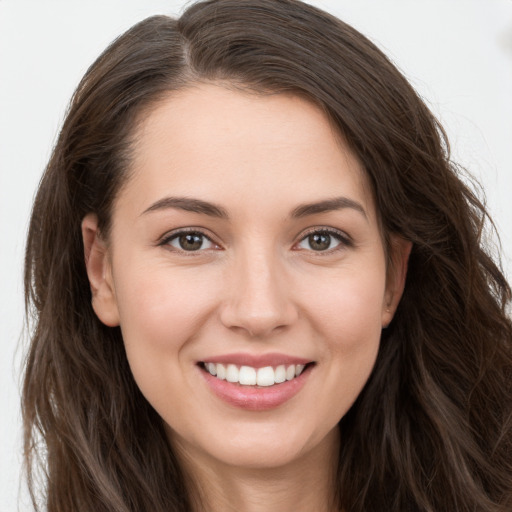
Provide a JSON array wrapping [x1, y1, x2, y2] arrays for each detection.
[[141, 195, 367, 220], [141, 197, 229, 218], [291, 197, 367, 220]]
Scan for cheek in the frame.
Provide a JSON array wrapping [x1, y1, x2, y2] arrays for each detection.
[[111, 266, 221, 406], [114, 266, 218, 350], [305, 266, 387, 345], [300, 266, 386, 410], [111, 268, 224, 428]]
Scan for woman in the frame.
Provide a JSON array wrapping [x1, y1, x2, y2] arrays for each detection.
[[22, 0, 512, 511]]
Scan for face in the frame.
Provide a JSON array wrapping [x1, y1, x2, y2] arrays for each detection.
[[83, 83, 409, 472]]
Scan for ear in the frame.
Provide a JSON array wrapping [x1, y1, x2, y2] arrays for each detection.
[[382, 235, 412, 328], [82, 213, 120, 327]]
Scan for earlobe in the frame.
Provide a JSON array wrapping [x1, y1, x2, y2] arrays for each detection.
[[81, 214, 120, 327], [382, 236, 412, 328]]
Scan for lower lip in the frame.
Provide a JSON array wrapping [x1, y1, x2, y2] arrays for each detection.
[[200, 365, 313, 411]]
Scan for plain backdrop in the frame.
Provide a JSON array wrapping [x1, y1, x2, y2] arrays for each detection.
[[1, 1, 511, 510]]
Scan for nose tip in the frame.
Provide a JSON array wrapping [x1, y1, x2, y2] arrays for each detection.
[[219, 256, 298, 338], [222, 306, 293, 338]]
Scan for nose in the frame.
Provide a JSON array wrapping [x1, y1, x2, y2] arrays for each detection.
[[219, 246, 299, 338]]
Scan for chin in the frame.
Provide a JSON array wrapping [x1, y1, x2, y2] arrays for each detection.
[[167, 418, 339, 472]]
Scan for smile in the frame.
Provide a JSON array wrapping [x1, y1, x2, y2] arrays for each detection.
[[198, 353, 315, 410], [201, 362, 307, 387]]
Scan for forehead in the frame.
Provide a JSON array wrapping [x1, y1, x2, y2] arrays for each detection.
[[121, 83, 375, 220]]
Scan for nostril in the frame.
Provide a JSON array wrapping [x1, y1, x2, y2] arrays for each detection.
[[218, 276, 299, 337]]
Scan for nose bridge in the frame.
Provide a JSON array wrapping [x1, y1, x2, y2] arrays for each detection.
[[220, 238, 297, 337]]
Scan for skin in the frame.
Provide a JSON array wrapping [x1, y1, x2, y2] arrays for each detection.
[[83, 83, 410, 512]]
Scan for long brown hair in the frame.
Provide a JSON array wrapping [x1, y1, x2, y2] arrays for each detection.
[[23, 1, 512, 510]]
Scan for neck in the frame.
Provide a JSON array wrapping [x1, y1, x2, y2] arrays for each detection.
[[174, 428, 341, 512]]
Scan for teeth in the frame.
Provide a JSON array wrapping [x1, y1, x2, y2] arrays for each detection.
[[204, 362, 309, 387], [226, 364, 239, 383], [239, 366, 257, 385], [274, 365, 286, 383], [216, 363, 226, 380], [256, 366, 275, 387]]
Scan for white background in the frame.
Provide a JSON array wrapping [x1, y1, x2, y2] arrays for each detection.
[[1, 1, 511, 510]]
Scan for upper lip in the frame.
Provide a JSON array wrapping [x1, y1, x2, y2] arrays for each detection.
[[198, 352, 313, 368]]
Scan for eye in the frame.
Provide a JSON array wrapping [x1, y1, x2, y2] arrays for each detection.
[[295, 229, 350, 252], [164, 231, 217, 252]]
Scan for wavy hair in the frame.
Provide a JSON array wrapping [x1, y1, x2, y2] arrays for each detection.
[[23, 1, 512, 510]]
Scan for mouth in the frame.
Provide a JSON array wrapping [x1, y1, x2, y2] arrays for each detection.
[[197, 353, 315, 410], [199, 361, 314, 387]]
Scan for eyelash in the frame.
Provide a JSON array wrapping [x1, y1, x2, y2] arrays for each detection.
[[159, 228, 220, 253], [294, 227, 352, 253], [158, 227, 352, 254]]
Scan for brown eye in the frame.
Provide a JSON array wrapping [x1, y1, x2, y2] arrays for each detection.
[[308, 232, 332, 251], [296, 230, 348, 252], [167, 232, 214, 251], [179, 234, 203, 251]]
